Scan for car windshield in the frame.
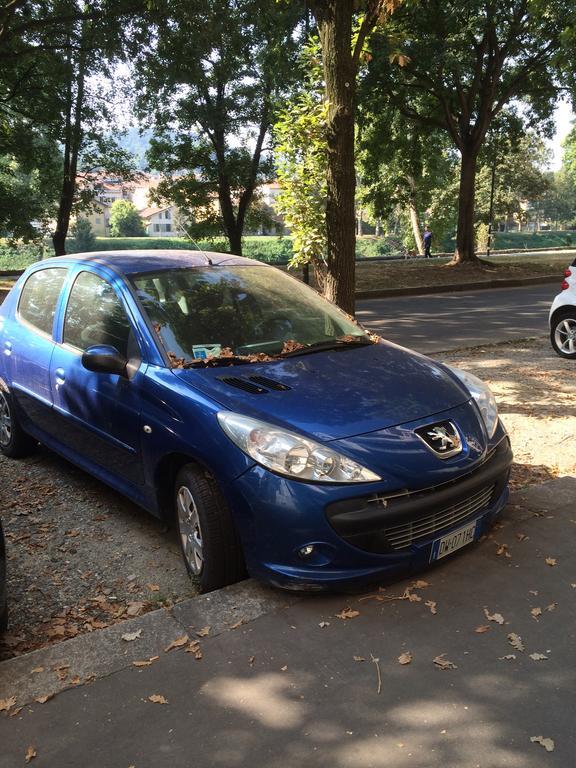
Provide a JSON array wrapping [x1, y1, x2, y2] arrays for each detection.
[[132, 265, 371, 367]]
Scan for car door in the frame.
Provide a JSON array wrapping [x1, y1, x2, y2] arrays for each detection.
[[50, 268, 145, 487], [7, 267, 68, 436]]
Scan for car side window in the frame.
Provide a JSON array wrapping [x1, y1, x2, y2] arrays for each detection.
[[64, 271, 135, 358], [18, 268, 67, 336]]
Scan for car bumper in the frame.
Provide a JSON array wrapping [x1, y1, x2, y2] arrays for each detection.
[[228, 435, 513, 591]]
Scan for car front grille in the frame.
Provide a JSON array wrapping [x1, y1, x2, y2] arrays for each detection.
[[379, 484, 495, 550]]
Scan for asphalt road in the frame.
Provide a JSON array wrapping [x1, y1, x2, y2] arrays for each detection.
[[356, 283, 557, 354]]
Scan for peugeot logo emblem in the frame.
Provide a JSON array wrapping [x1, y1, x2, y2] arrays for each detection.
[[415, 420, 463, 459]]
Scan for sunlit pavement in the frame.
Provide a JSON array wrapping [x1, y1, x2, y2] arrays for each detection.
[[356, 283, 554, 354], [0, 477, 574, 767]]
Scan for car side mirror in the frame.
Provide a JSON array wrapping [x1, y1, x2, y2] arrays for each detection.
[[81, 345, 128, 377]]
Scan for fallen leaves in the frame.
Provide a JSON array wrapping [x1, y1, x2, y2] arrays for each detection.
[[164, 635, 189, 653], [0, 696, 16, 712], [185, 641, 203, 660], [545, 557, 557, 567], [425, 600, 437, 615], [529, 652, 548, 661], [531, 607, 542, 619], [148, 694, 168, 705], [499, 654, 516, 661], [483, 608, 505, 624], [35, 694, 54, 704], [398, 652, 412, 665], [133, 656, 159, 668], [196, 626, 211, 638], [370, 655, 382, 694], [507, 633, 525, 652], [353, 655, 365, 662], [25, 746, 37, 763], [335, 608, 360, 620], [530, 736, 555, 752], [121, 629, 142, 643], [495, 543, 512, 558], [318, 621, 330, 628], [475, 625, 490, 633], [433, 654, 457, 670]]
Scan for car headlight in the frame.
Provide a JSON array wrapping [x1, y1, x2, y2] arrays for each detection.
[[217, 412, 381, 483], [448, 367, 499, 438]]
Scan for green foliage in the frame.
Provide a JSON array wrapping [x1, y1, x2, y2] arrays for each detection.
[[70, 218, 96, 252], [109, 200, 147, 237], [274, 39, 328, 275], [136, 0, 301, 253]]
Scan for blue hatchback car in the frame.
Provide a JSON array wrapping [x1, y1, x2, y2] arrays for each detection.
[[0, 251, 512, 592]]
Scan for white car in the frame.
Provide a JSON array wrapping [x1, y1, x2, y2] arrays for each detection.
[[550, 259, 576, 359]]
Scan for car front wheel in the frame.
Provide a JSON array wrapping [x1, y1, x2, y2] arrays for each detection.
[[0, 388, 36, 458], [551, 309, 576, 359], [174, 464, 246, 593]]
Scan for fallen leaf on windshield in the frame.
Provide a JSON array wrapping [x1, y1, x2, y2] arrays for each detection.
[[425, 600, 437, 615], [529, 652, 548, 661], [545, 558, 557, 566], [507, 633, 525, 652], [25, 746, 37, 763], [475, 625, 490, 634], [121, 629, 142, 642], [164, 635, 189, 653], [398, 652, 412, 665], [530, 736, 555, 752], [148, 694, 168, 705], [433, 654, 457, 670], [196, 626, 211, 637], [0, 696, 16, 712], [336, 608, 360, 620], [483, 608, 505, 624], [531, 607, 542, 619]]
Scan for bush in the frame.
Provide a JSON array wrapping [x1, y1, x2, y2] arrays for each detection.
[[70, 218, 96, 253], [109, 200, 147, 237], [0, 241, 44, 270]]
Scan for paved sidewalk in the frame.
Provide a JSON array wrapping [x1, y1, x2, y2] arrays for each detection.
[[1, 477, 575, 768]]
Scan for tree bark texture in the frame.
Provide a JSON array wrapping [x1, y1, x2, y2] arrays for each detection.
[[312, 0, 357, 315], [453, 150, 479, 264], [406, 175, 424, 254]]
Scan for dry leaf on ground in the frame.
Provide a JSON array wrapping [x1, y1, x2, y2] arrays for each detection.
[[529, 652, 548, 661], [335, 608, 360, 620], [484, 608, 505, 624], [35, 694, 54, 704], [546, 602, 557, 612], [229, 619, 244, 629], [185, 641, 203, 660], [433, 654, 457, 670], [545, 558, 557, 567], [353, 655, 365, 662], [148, 694, 168, 705], [318, 621, 330, 628], [507, 633, 525, 652], [531, 607, 542, 619], [121, 629, 142, 642], [530, 736, 555, 752], [164, 635, 189, 653], [0, 696, 16, 712], [398, 652, 413, 665], [499, 654, 516, 661], [425, 600, 437, 615], [25, 746, 37, 763], [196, 626, 211, 637], [475, 625, 490, 633]]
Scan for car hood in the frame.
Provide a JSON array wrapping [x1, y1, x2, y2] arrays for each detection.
[[171, 341, 470, 441]]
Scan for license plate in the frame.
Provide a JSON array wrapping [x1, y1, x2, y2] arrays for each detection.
[[430, 520, 478, 562]]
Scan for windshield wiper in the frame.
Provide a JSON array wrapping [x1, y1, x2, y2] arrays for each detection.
[[279, 337, 373, 358]]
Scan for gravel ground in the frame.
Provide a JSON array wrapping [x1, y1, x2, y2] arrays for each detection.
[[0, 335, 573, 660]]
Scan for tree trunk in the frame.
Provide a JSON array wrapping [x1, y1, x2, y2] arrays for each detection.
[[408, 200, 424, 254], [453, 150, 479, 264], [375, 218, 381, 237], [52, 34, 86, 256], [313, 0, 357, 315]]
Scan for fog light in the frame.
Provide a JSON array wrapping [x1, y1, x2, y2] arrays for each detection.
[[299, 544, 315, 558]]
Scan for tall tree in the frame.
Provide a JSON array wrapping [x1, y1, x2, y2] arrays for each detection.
[[367, 0, 574, 265], [307, 0, 399, 313], [136, 0, 301, 256]]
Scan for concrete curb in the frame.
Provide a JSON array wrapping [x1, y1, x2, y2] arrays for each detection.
[[0, 580, 297, 707], [355, 274, 561, 300]]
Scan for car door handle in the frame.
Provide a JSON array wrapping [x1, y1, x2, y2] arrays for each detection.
[[54, 368, 66, 386]]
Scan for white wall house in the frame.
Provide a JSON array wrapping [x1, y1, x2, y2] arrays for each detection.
[[139, 205, 179, 237]]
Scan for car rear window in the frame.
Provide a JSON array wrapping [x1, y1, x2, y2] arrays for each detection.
[[18, 268, 67, 336]]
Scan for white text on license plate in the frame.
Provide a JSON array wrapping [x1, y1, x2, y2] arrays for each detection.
[[430, 520, 478, 562]]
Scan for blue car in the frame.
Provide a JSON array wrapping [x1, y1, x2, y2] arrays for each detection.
[[0, 251, 512, 592]]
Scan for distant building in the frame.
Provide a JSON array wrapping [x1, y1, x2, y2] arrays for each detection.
[[139, 204, 180, 237]]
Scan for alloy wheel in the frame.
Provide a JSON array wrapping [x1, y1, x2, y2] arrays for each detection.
[[176, 485, 204, 575], [554, 317, 576, 355], [0, 391, 11, 448]]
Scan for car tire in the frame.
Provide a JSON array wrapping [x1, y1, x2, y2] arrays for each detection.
[[550, 308, 576, 359], [0, 388, 36, 458], [174, 464, 246, 593]]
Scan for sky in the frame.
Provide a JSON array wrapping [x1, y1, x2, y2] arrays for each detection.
[[548, 100, 574, 170]]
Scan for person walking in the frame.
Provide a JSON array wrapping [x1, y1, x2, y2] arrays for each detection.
[[423, 225, 432, 258]]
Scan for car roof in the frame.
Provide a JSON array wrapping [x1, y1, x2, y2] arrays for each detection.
[[45, 250, 270, 276]]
